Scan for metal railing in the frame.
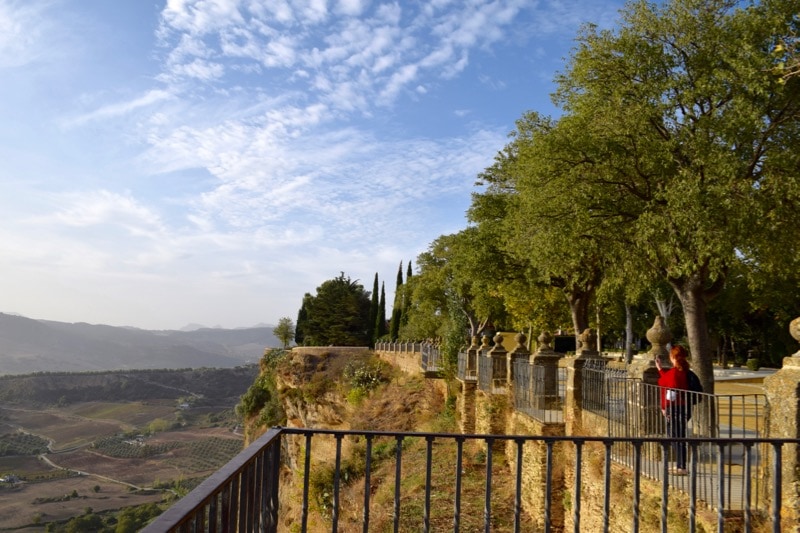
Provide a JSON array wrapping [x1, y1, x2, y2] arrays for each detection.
[[456, 350, 477, 382], [582, 361, 769, 513], [512, 359, 566, 424], [477, 353, 493, 392], [420, 342, 441, 373], [144, 427, 793, 533]]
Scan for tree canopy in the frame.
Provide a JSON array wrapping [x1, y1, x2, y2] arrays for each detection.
[[294, 273, 372, 346], [396, 0, 800, 387]]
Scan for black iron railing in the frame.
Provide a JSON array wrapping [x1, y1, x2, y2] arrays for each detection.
[[144, 427, 794, 533], [582, 362, 769, 513]]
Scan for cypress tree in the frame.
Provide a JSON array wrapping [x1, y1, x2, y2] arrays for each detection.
[[369, 273, 379, 346], [402, 260, 413, 326], [389, 261, 403, 340], [375, 282, 387, 340]]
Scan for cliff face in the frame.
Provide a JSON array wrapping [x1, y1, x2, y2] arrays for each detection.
[[241, 348, 449, 530]]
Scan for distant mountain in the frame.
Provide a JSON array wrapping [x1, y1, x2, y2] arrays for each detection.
[[0, 313, 281, 375]]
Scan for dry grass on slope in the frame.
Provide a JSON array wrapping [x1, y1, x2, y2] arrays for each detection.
[[278, 371, 528, 532]]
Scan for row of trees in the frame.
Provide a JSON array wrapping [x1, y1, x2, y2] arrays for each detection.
[[282, 1, 799, 394], [394, 0, 800, 393], [291, 265, 413, 348]]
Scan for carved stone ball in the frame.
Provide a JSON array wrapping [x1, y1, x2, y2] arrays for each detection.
[[791, 316, 800, 344]]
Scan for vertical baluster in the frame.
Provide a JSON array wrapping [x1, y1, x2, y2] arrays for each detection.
[[514, 439, 523, 533], [362, 434, 373, 533], [545, 440, 554, 533], [454, 437, 464, 533], [484, 438, 493, 533], [717, 442, 725, 533], [573, 440, 583, 533], [603, 440, 611, 533], [332, 434, 343, 533], [424, 436, 434, 533], [743, 442, 752, 533], [772, 443, 782, 533], [393, 435, 403, 533], [661, 441, 669, 533], [301, 433, 312, 532], [632, 440, 641, 533], [689, 442, 697, 533]]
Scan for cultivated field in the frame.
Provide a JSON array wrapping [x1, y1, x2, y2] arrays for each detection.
[[0, 399, 245, 531]]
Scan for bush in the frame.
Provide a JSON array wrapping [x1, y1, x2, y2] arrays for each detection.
[[746, 358, 760, 371]]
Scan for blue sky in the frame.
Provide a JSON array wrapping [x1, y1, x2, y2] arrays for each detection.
[[0, 0, 625, 330]]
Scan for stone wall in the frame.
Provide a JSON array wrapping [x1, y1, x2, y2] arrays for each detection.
[[374, 347, 422, 374]]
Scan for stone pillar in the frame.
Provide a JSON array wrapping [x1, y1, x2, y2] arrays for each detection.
[[532, 331, 561, 410], [489, 333, 508, 392], [509, 332, 531, 383], [628, 316, 671, 437], [466, 335, 479, 380], [565, 328, 599, 435], [763, 316, 800, 523], [458, 381, 477, 434]]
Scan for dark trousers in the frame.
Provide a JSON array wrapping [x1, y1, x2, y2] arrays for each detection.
[[666, 404, 688, 469]]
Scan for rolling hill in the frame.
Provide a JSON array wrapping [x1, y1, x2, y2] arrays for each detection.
[[0, 313, 281, 375]]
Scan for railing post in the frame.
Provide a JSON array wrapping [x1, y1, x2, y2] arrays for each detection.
[[628, 316, 670, 438], [467, 335, 479, 379], [763, 316, 800, 523], [565, 328, 600, 435], [489, 333, 508, 392], [531, 331, 560, 411], [509, 332, 531, 384]]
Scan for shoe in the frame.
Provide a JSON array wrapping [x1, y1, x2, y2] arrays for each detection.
[[669, 467, 688, 475]]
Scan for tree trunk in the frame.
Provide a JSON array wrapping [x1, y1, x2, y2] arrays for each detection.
[[670, 277, 718, 394], [565, 288, 591, 351], [625, 302, 634, 364]]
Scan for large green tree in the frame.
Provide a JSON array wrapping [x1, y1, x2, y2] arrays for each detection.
[[295, 273, 372, 346], [471, 112, 610, 346], [404, 228, 509, 341], [549, 0, 800, 389]]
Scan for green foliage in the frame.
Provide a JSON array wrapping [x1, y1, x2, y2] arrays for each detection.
[[63, 512, 104, 533], [91, 435, 179, 459], [0, 432, 49, 456], [295, 273, 372, 346], [273, 317, 295, 349], [235, 371, 284, 428], [114, 503, 162, 533], [343, 358, 391, 399]]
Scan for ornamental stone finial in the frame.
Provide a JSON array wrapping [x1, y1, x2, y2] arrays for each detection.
[[537, 331, 553, 352], [791, 317, 800, 357], [647, 315, 672, 365], [515, 332, 528, 352]]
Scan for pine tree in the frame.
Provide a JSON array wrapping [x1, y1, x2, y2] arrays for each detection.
[[295, 299, 308, 345]]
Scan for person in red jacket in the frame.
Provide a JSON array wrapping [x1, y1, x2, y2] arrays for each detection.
[[656, 345, 691, 474]]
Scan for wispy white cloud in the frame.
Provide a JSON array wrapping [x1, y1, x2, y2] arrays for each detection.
[[0, 0, 629, 329], [63, 89, 174, 128], [0, 0, 58, 68]]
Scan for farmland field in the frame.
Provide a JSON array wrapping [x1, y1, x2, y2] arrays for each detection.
[[0, 368, 253, 531]]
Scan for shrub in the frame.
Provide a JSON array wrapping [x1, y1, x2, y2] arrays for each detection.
[[746, 358, 760, 371]]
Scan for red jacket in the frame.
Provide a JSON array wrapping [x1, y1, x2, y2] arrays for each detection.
[[658, 367, 689, 409]]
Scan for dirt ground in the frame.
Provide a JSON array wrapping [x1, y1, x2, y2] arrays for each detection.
[[0, 475, 165, 530], [0, 401, 241, 530]]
